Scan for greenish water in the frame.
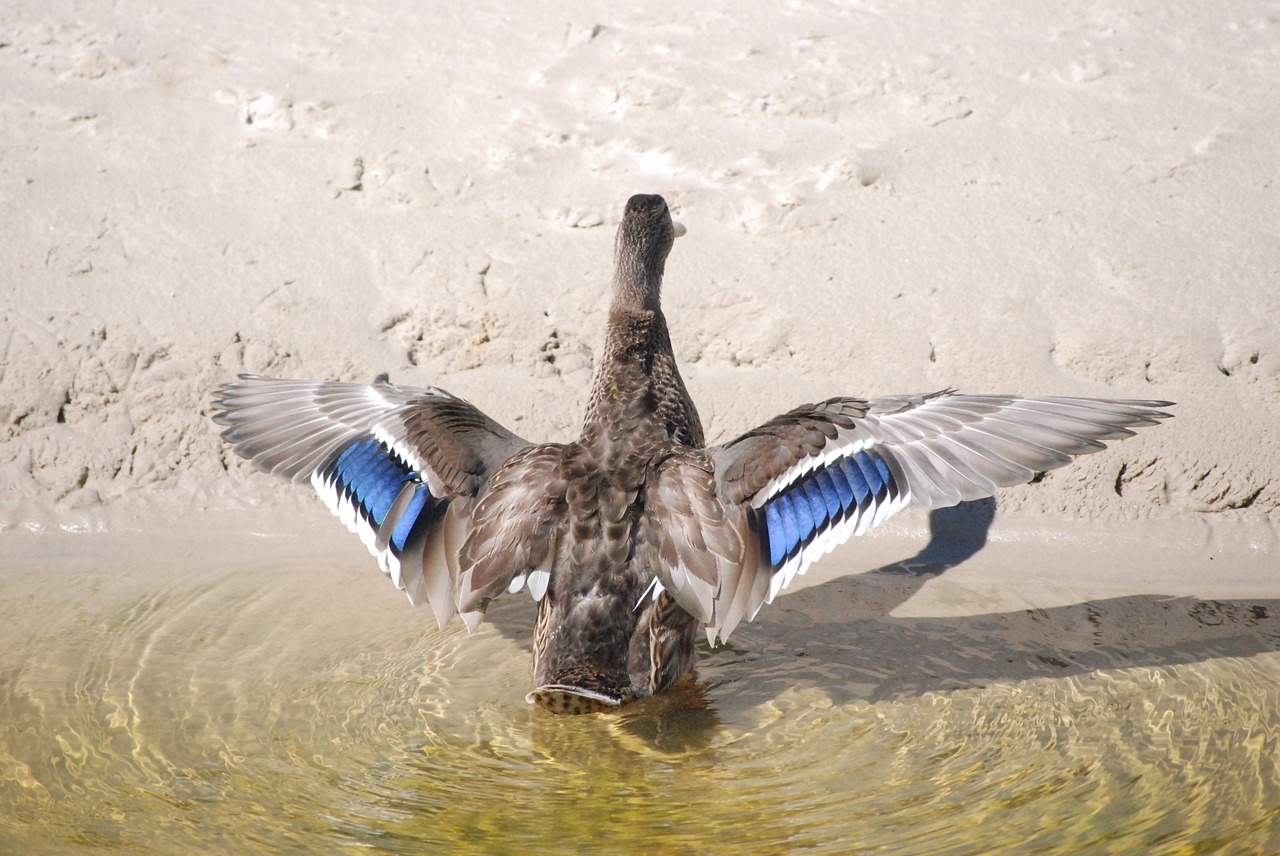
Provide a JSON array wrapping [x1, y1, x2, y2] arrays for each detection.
[[2, 530, 1278, 854]]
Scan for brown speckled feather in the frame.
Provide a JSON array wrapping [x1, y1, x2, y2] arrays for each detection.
[[640, 448, 744, 626], [456, 443, 567, 615], [713, 399, 870, 504], [402, 395, 527, 498]]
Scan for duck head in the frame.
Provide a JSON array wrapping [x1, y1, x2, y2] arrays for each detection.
[[611, 193, 685, 311]]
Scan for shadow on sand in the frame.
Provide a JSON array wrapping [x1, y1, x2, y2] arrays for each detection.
[[700, 498, 1280, 710], [485, 499, 1280, 747]]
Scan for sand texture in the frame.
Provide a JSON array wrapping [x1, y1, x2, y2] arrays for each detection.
[[2, 0, 1278, 553]]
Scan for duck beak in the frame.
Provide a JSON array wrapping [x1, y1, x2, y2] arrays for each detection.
[[671, 220, 687, 239]]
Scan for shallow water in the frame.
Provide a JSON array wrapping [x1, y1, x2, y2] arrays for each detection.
[[3, 526, 1279, 854]]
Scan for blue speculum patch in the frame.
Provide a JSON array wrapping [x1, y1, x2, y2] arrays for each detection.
[[321, 438, 438, 554], [761, 450, 897, 566]]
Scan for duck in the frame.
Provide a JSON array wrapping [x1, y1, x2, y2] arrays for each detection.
[[213, 193, 1173, 714]]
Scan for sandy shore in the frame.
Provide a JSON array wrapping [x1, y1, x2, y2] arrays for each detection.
[[3, 1, 1276, 591]]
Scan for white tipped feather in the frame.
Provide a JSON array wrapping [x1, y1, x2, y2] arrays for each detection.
[[526, 569, 551, 601], [460, 610, 485, 635], [754, 436, 871, 509], [635, 577, 664, 610]]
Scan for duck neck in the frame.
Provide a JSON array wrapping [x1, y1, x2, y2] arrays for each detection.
[[584, 304, 665, 440], [592, 305, 663, 396], [610, 251, 664, 313]]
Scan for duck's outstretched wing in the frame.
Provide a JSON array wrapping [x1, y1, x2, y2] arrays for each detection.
[[454, 442, 568, 617], [212, 373, 531, 629], [638, 448, 748, 626], [679, 391, 1174, 644]]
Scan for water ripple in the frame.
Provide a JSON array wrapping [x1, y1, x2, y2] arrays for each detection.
[[3, 549, 1280, 853]]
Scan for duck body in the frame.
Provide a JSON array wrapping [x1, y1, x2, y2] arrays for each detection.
[[473, 197, 710, 711], [214, 194, 1173, 713]]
